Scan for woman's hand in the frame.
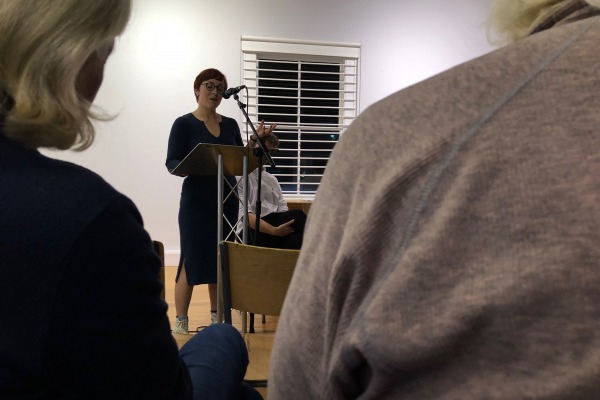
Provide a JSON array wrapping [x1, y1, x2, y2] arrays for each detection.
[[273, 219, 295, 236]]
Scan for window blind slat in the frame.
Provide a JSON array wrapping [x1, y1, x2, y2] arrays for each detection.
[[242, 38, 359, 196]]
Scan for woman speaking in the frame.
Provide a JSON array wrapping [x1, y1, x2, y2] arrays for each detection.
[[166, 68, 273, 333]]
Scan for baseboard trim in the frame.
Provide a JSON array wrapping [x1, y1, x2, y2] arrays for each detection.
[[165, 250, 180, 268]]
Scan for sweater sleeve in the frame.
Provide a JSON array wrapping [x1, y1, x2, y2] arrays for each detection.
[[232, 118, 243, 147], [223, 116, 243, 146], [166, 116, 189, 172], [235, 131, 243, 146], [44, 196, 192, 399]]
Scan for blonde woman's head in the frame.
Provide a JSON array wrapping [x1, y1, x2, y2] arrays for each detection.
[[0, 0, 131, 150], [488, 0, 600, 44]]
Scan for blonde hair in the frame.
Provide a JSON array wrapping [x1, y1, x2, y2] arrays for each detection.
[[0, 0, 131, 150], [488, 0, 600, 44]]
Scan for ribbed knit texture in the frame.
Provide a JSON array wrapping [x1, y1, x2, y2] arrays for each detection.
[[270, 13, 600, 400]]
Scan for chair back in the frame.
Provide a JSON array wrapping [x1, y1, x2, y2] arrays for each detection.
[[152, 240, 165, 301], [220, 241, 299, 324]]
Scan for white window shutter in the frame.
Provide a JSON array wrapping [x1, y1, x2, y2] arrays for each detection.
[[241, 37, 360, 197]]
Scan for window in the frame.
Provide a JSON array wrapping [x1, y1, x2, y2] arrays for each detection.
[[241, 37, 360, 198]]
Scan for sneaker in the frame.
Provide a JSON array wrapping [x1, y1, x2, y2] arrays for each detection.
[[173, 316, 189, 335], [210, 311, 218, 325]]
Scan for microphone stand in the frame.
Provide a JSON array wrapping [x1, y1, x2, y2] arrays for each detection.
[[232, 92, 275, 241], [232, 92, 276, 333]]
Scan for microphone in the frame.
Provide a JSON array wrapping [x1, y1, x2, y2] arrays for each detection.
[[222, 85, 246, 99]]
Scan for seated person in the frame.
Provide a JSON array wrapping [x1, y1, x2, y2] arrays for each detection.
[[237, 133, 306, 249], [269, 1, 600, 398], [0, 1, 261, 399]]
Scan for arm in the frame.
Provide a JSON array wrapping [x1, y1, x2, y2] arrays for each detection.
[[273, 177, 288, 212], [45, 196, 192, 399], [166, 117, 189, 172], [231, 118, 244, 147]]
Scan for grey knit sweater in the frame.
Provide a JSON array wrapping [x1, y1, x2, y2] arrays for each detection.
[[270, 8, 600, 400]]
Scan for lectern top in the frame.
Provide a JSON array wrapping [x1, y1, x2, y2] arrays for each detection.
[[169, 143, 264, 177]]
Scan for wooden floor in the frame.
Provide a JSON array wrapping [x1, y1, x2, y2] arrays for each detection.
[[164, 266, 278, 333], [165, 266, 275, 399]]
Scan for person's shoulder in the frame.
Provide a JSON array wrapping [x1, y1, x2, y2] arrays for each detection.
[[264, 170, 279, 183], [5, 138, 122, 216], [329, 16, 600, 204], [177, 112, 194, 120], [341, 17, 596, 154], [170, 113, 199, 136], [219, 115, 242, 141], [0, 136, 132, 257], [220, 114, 236, 123], [173, 112, 196, 125], [220, 115, 240, 129], [43, 154, 121, 210]]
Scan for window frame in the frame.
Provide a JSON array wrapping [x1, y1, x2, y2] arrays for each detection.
[[240, 36, 361, 200]]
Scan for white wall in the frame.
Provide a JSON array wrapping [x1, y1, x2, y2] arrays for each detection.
[[44, 0, 495, 265]]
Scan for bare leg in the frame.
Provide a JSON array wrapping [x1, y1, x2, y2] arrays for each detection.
[[175, 264, 194, 317]]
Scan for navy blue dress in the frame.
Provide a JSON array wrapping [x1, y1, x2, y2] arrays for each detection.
[[166, 113, 243, 285]]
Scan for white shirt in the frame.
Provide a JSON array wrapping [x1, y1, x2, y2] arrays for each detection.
[[236, 168, 288, 234]]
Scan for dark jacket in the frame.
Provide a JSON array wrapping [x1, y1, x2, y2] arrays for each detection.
[[0, 133, 192, 399]]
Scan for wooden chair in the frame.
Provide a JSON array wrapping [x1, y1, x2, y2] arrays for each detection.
[[286, 199, 313, 215], [219, 241, 300, 387]]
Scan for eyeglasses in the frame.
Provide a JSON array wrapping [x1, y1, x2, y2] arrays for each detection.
[[201, 82, 225, 94]]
